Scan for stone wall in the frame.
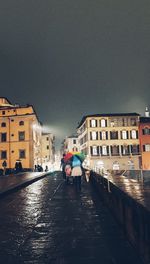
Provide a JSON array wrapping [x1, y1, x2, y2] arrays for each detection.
[[91, 171, 150, 264]]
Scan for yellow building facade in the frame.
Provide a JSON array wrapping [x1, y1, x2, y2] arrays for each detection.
[[0, 97, 42, 172], [77, 113, 141, 170]]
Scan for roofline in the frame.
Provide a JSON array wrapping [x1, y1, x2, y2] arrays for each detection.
[[77, 112, 140, 128]]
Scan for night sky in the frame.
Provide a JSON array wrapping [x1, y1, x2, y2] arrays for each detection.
[[0, 0, 150, 149]]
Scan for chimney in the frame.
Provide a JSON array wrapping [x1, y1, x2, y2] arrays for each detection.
[[145, 106, 149, 117]]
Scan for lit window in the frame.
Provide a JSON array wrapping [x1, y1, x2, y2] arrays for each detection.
[[122, 130, 127, 139], [122, 145, 129, 155], [91, 131, 97, 140], [145, 144, 150, 152], [102, 131, 106, 140], [93, 146, 97, 155], [101, 119, 106, 127], [131, 130, 137, 139], [102, 145, 107, 155], [91, 119, 96, 127]]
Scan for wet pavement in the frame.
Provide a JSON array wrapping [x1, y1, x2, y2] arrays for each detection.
[[0, 171, 49, 197], [0, 171, 144, 264]]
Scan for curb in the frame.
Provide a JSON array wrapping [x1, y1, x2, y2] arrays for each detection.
[[0, 172, 51, 199]]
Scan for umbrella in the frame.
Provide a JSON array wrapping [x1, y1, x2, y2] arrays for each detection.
[[74, 152, 86, 163], [64, 152, 73, 162]]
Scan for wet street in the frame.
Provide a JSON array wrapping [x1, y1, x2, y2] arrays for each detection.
[[0, 172, 144, 264]]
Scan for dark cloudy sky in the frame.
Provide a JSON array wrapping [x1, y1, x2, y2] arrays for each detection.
[[0, 0, 150, 148]]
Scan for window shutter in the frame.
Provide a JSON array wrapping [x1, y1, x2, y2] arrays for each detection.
[[120, 131, 122, 139], [121, 145, 123, 155], [90, 120, 92, 127], [106, 132, 108, 139], [96, 120, 97, 127], [100, 146, 102, 155], [105, 120, 107, 127], [100, 132, 102, 140], [127, 131, 129, 139], [96, 132, 98, 140], [136, 131, 138, 138], [90, 132, 92, 140], [90, 146, 93, 155], [143, 145, 145, 152], [107, 146, 109, 155], [97, 146, 99, 155]]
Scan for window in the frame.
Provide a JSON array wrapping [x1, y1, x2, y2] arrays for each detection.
[[1, 151, 7, 159], [121, 130, 127, 139], [2, 111, 5, 115], [91, 131, 97, 140], [1, 133, 7, 142], [144, 144, 150, 152], [1, 122, 6, 127], [142, 127, 150, 135], [19, 121, 24, 126], [90, 119, 97, 127], [47, 145, 49, 150], [121, 145, 129, 155], [110, 131, 118, 140], [73, 139, 76, 144], [19, 149, 26, 159], [102, 145, 107, 155], [111, 145, 119, 156], [46, 137, 49, 141], [131, 118, 136, 126], [100, 119, 106, 127], [131, 130, 137, 139], [131, 145, 139, 155], [90, 146, 98, 155], [101, 131, 106, 140], [93, 146, 98, 155], [19, 131, 25, 141]]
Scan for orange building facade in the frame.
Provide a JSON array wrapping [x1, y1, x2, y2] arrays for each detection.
[[139, 117, 150, 170], [0, 97, 42, 172]]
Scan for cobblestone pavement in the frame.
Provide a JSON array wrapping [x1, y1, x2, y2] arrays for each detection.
[[0, 172, 144, 264]]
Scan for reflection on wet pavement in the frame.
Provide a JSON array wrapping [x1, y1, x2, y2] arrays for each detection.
[[0, 172, 144, 263]]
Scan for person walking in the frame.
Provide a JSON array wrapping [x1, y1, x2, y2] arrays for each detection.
[[71, 155, 82, 190], [60, 154, 66, 180]]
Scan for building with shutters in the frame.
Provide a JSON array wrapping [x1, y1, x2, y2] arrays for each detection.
[[77, 113, 141, 170], [139, 107, 150, 170], [61, 135, 79, 154], [0, 97, 42, 172]]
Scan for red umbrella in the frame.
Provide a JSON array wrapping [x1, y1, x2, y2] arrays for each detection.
[[64, 152, 73, 162]]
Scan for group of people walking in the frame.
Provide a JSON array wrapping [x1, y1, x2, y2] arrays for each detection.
[[60, 153, 83, 190]]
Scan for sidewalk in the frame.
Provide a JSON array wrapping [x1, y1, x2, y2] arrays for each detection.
[[0, 171, 50, 197]]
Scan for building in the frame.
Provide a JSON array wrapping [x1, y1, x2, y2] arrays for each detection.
[[77, 113, 141, 170], [62, 135, 79, 154], [139, 107, 150, 170], [41, 133, 55, 169], [0, 97, 42, 172]]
